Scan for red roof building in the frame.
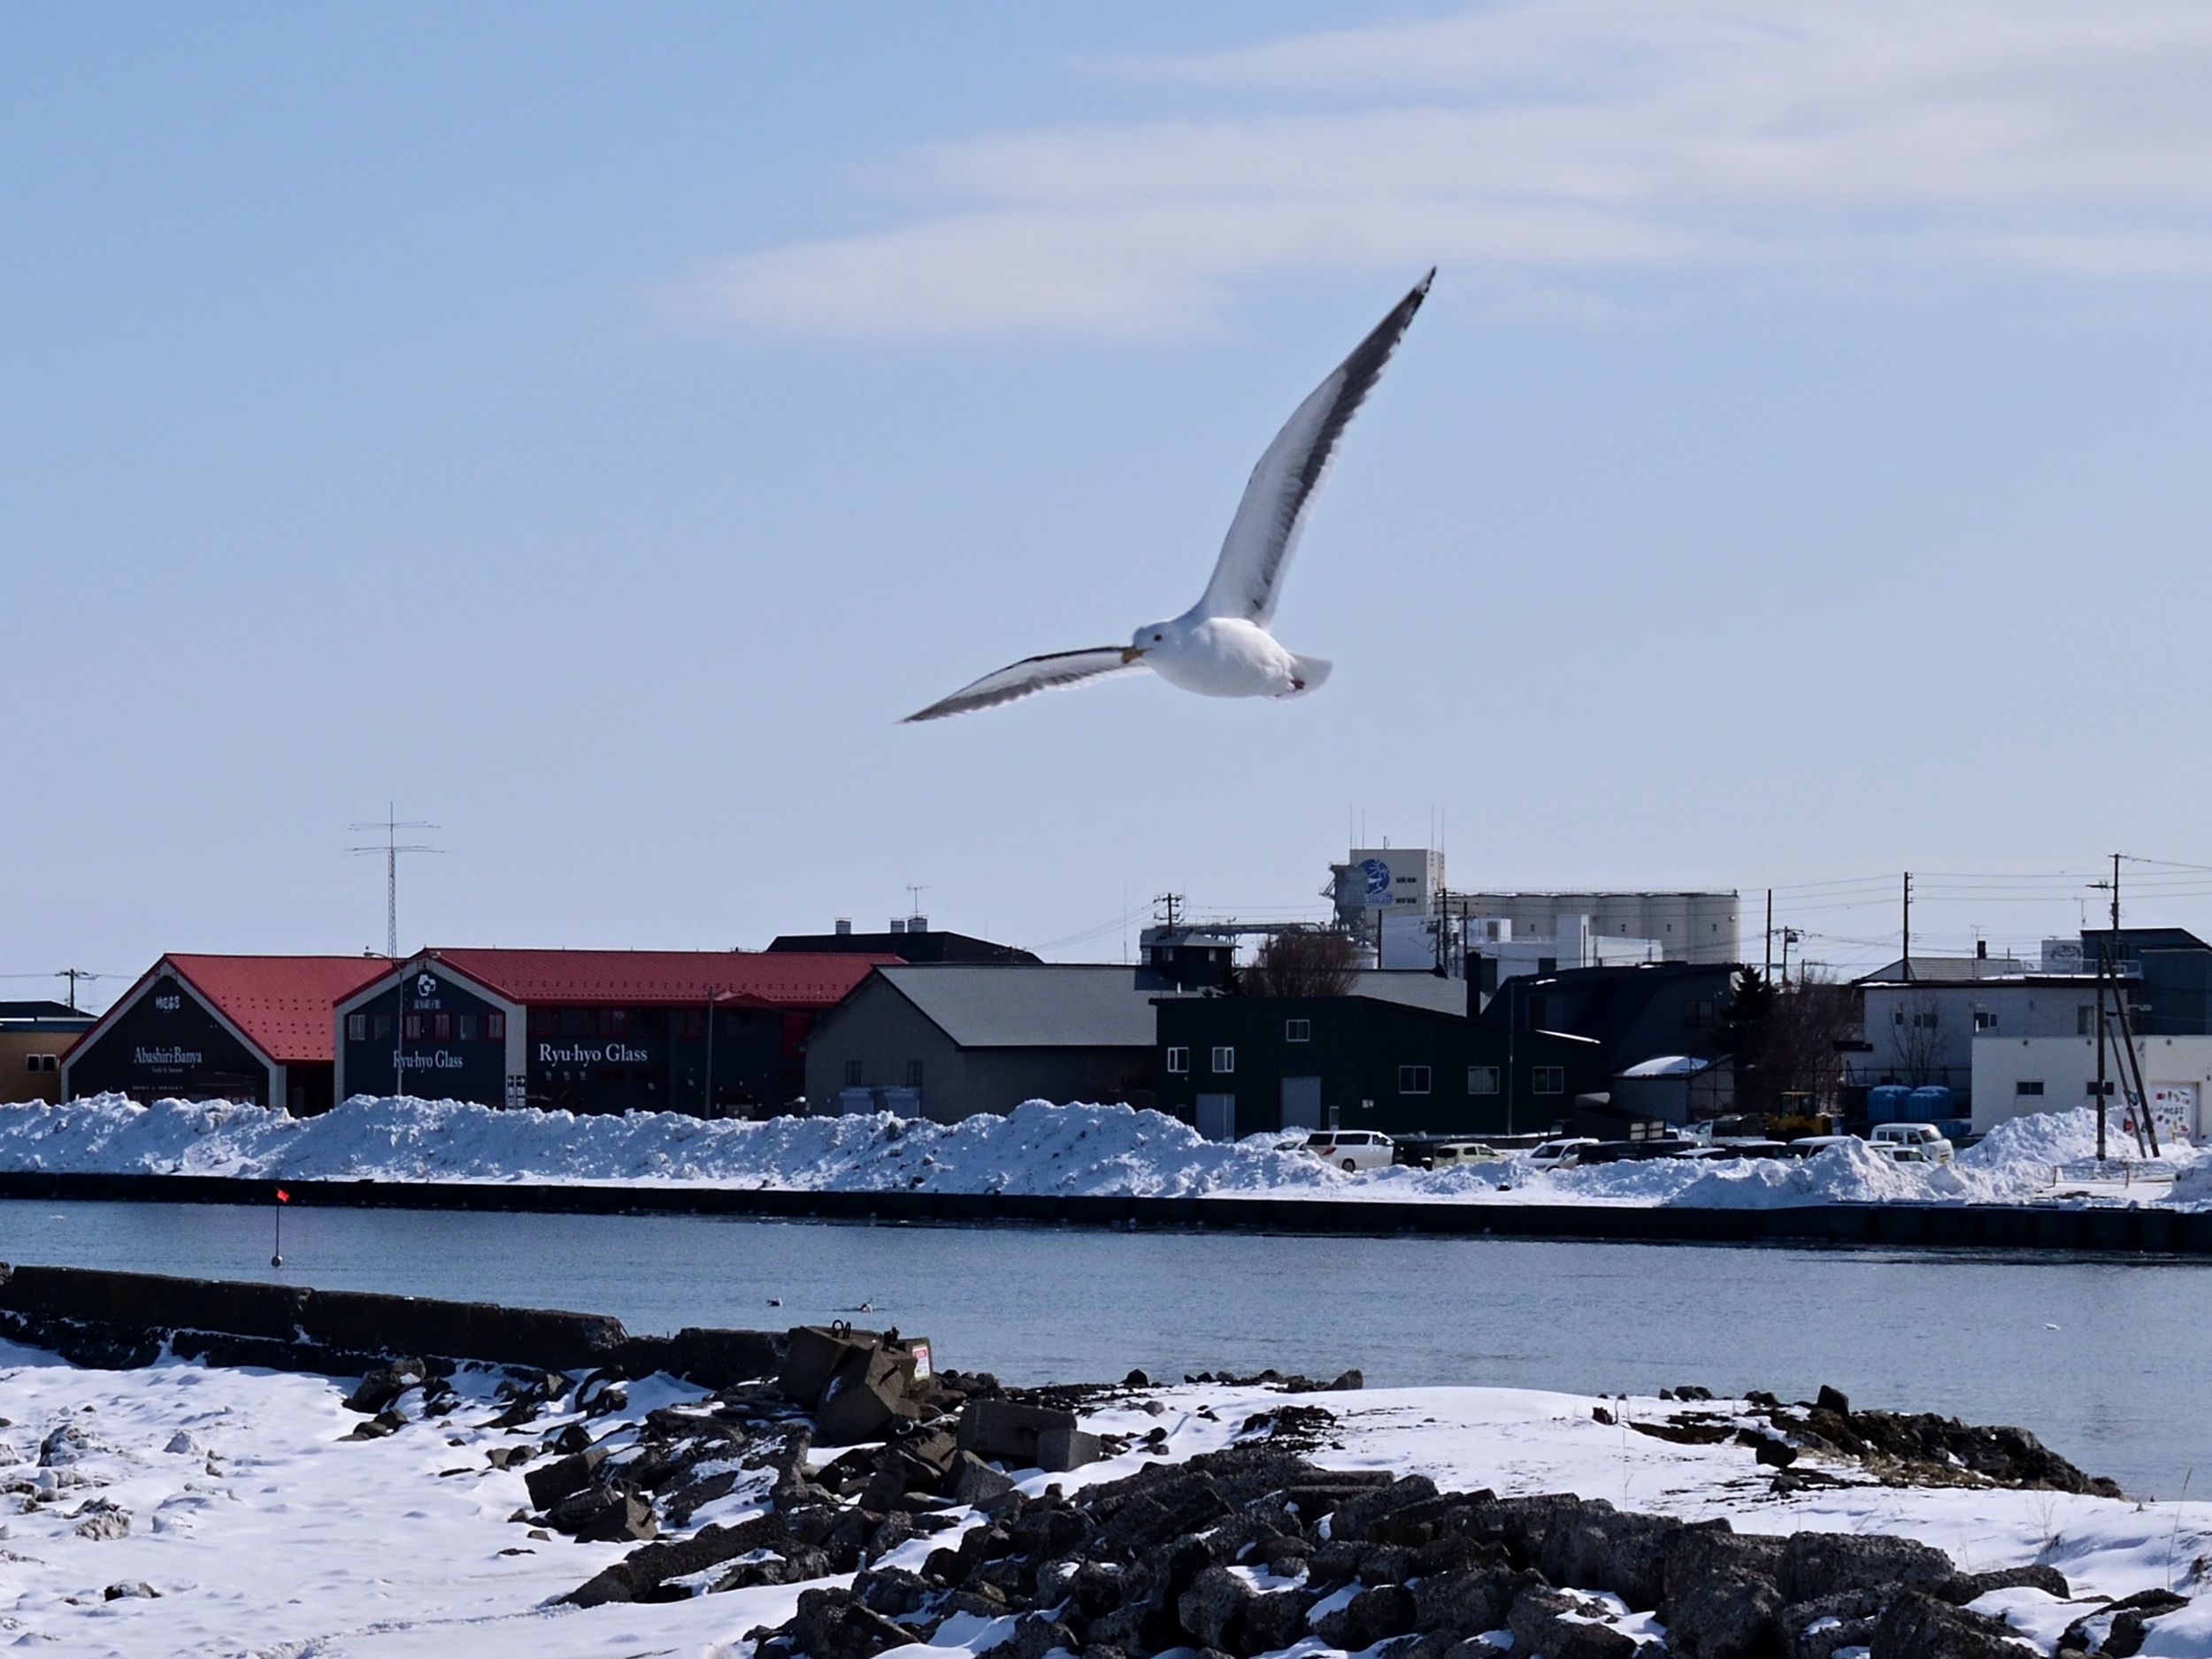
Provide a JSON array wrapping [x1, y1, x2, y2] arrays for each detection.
[[63, 955, 389, 1112], [335, 948, 896, 1117]]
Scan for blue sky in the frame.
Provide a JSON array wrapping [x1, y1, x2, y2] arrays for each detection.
[[9, 2, 2212, 1006]]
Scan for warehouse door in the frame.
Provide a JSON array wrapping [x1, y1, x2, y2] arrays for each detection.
[[1279, 1076, 1323, 1132], [1194, 1093, 1237, 1141]]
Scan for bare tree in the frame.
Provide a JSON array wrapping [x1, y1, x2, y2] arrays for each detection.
[[1891, 993, 1944, 1087], [1243, 929, 1360, 998], [1762, 972, 1861, 1110]]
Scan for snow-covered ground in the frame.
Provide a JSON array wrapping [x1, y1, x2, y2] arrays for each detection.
[[3, 1342, 2207, 1658], [0, 1095, 2204, 1210]]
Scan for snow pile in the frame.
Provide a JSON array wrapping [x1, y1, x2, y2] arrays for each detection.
[[2, 1094, 2200, 1208], [0, 1094, 1351, 1198]]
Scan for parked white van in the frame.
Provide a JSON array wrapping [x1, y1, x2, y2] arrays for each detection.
[[1870, 1123, 1955, 1163], [1303, 1130, 1395, 1171]]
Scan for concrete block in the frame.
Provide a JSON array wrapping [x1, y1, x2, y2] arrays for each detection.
[[956, 1398, 1077, 1466], [815, 1344, 918, 1446], [1036, 1426, 1104, 1473]]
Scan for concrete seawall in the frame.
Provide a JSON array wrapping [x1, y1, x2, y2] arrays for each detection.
[[0, 1169, 2207, 1254], [0, 1260, 781, 1382]]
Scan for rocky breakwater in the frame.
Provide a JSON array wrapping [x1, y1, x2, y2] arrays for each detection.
[[752, 1436, 2171, 1659]]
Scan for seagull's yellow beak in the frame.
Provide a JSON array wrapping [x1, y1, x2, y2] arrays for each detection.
[[1121, 646, 1146, 664]]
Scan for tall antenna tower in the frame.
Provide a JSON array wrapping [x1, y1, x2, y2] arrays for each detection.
[[349, 805, 442, 958]]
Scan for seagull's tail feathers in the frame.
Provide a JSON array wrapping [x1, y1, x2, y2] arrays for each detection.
[[1275, 654, 1333, 699]]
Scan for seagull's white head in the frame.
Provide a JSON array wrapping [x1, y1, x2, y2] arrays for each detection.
[[1126, 621, 1172, 663]]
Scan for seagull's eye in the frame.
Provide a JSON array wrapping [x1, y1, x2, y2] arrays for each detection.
[[1152, 634, 1162, 641]]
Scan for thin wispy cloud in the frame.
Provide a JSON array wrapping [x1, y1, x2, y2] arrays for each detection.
[[691, 0, 2212, 336]]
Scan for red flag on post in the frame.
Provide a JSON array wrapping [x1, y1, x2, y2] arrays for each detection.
[[276, 1188, 289, 1203]]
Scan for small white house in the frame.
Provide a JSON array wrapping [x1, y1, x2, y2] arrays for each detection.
[[1970, 1033, 2212, 1141]]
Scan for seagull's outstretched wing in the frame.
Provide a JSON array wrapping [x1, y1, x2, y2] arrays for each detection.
[[902, 647, 1144, 723], [1194, 270, 1433, 626]]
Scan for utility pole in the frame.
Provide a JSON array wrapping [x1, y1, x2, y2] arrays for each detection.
[[349, 805, 441, 959], [56, 969, 95, 1011], [1901, 872, 1913, 983], [1764, 889, 1773, 980], [1155, 892, 1182, 929]]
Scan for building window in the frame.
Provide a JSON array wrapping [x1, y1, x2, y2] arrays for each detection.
[[1973, 1010, 1997, 1032], [373, 1015, 392, 1041], [1210, 1046, 1235, 1074], [843, 1059, 864, 1087], [26, 1054, 55, 1073], [346, 1013, 367, 1042], [1166, 1046, 1189, 1075], [2078, 1006, 2096, 1035], [403, 1013, 424, 1041], [905, 1060, 924, 1088], [431, 1012, 453, 1041], [675, 1010, 704, 1040], [1532, 1065, 1565, 1095], [485, 1011, 506, 1040], [1468, 1065, 1501, 1094], [2016, 1079, 2045, 1096], [598, 1010, 628, 1038], [1398, 1064, 1432, 1094], [1681, 999, 1714, 1029], [1285, 1018, 1311, 1042], [458, 1013, 477, 1041]]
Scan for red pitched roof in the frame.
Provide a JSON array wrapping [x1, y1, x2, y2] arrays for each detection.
[[422, 949, 894, 1010], [165, 955, 390, 1064]]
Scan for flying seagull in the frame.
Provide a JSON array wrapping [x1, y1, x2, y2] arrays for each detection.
[[902, 270, 1434, 723]]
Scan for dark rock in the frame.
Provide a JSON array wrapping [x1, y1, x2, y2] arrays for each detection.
[[982, 1614, 1079, 1659], [1869, 1589, 2021, 1659], [1779, 1589, 1886, 1659], [1242, 1588, 1318, 1654], [525, 1446, 612, 1510], [562, 1512, 791, 1606], [1317, 1583, 1418, 1650], [788, 1586, 918, 1659], [1332, 1476, 1441, 1542], [1754, 1438, 1798, 1469], [1125, 1370, 1149, 1387], [343, 1361, 426, 1415], [548, 1484, 656, 1542], [103, 1581, 158, 1601], [1662, 1524, 1782, 1610], [1539, 1508, 1685, 1609], [2056, 1588, 2189, 1657], [853, 1564, 930, 1617], [1815, 1386, 1851, 1417], [1508, 1586, 1637, 1659], [1178, 1566, 1254, 1650], [1781, 1533, 1954, 1603], [1666, 1571, 1786, 1659], [1413, 1565, 1548, 1637]]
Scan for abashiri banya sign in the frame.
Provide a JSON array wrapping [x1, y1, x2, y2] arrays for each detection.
[[132, 1046, 204, 1068]]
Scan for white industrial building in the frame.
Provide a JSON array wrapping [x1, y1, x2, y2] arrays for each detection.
[[1970, 1033, 2212, 1142], [1325, 849, 1739, 974]]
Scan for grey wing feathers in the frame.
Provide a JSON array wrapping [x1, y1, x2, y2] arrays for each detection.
[[1198, 269, 1433, 626], [902, 647, 1141, 723]]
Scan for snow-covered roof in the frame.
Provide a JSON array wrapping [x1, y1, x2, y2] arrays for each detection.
[[874, 964, 1167, 1050], [1349, 972, 1468, 1015], [1617, 1053, 1718, 1078]]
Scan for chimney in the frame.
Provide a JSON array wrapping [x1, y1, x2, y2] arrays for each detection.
[[833, 918, 852, 937], [910, 915, 928, 933], [888, 918, 906, 934]]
